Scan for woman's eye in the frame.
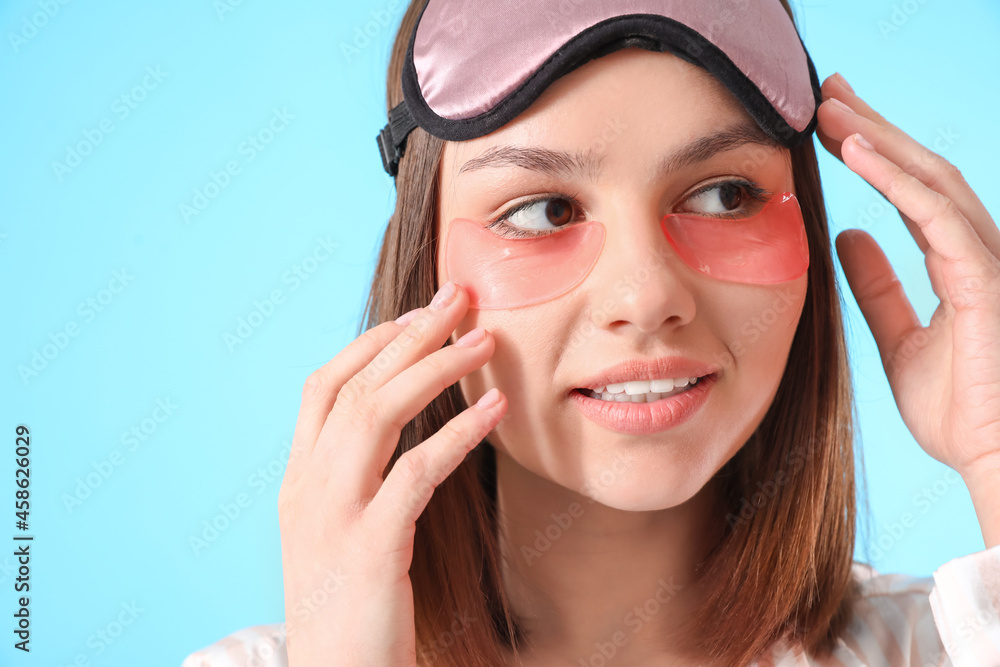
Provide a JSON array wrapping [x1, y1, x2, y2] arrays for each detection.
[[680, 181, 767, 217], [500, 197, 577, 232]]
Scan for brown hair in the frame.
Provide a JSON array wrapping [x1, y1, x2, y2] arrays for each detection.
[[360, 1, 862, 664]]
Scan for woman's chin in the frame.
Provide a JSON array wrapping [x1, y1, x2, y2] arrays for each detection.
[[572, 471, 714, 513]]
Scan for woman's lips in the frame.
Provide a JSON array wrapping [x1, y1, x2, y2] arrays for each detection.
[[569, 373, 717, 435]]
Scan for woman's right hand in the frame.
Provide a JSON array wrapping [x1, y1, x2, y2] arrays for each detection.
[[277, 281, 506, 667]]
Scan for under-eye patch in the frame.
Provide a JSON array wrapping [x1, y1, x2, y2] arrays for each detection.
[[444, 192, 809, 310], [660, 192, 809, 284], [444, 218, 606, 310]]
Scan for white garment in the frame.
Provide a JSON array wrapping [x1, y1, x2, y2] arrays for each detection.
[[181, 545, 1000, 666]]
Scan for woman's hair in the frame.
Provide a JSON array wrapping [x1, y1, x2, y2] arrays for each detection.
[[359, 1, 862, 664]]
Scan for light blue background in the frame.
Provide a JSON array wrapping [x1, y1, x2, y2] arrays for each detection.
[[2, 0, 998, 664]]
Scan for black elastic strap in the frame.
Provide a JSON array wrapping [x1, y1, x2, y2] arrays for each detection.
[[376, 100, 418, 177]]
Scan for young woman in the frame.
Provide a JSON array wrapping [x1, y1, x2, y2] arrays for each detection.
[[185, 1, 1000, 665]]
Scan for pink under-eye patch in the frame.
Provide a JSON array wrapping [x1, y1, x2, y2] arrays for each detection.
[[442, 192, 809, 310], [660, 192, 810, 284], [443, 218, 606, 310]]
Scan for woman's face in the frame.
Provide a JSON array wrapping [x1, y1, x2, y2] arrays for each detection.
[[436, 48, 807, 511]]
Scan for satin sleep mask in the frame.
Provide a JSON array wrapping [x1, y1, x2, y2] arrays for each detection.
[[444, 191, 810, 309], [376, 0, 822, 176]]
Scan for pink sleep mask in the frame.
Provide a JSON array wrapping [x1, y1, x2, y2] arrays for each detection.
[[444, 192, 809, 310], [377, 0, 822, 176]]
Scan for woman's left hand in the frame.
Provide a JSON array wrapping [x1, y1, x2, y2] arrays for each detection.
[[815, 73, 1000, 488]]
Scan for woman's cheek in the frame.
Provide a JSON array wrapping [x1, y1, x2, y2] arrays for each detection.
[[711, 277, 806, 396], [738, 282, 804, 349], [456, 313, 513, 409]]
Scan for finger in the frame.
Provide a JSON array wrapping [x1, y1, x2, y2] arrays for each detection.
[[334, 282, 470, 416], [367, 388, 506, 532], [288, 319, 415, 477], [835, 228, 922, 376], [820, 72, 891, 128], [816, 122, 845, 164], [818, 75, 1000, 259], [842, 133, 998, 299], [818, 99, 930, 254], [325, 327, 496, 501], [815, 73, 853, 163], [297, 282, 467, 471], [923, 248, 952, 306]]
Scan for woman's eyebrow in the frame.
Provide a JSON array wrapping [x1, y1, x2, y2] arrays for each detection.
[[457, 120, 780, 181]]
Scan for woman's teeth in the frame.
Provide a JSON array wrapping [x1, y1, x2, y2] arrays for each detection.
[[585, 377, 701, 402]]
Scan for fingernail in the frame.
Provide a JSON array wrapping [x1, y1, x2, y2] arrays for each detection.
[[430, 281, 457, 309], [835, 72, 854, 93], [827, 97, 855, 115], [853, 133, 875, 151], [455, 327, 486, 347], [476, 387, 501, 409], [395, 308, 421, 325]]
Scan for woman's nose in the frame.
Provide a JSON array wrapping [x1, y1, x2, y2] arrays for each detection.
[[584, 209, 697, 333]]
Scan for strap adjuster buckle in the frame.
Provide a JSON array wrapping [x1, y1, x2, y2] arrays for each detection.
[[375, 101, 417, 178]]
